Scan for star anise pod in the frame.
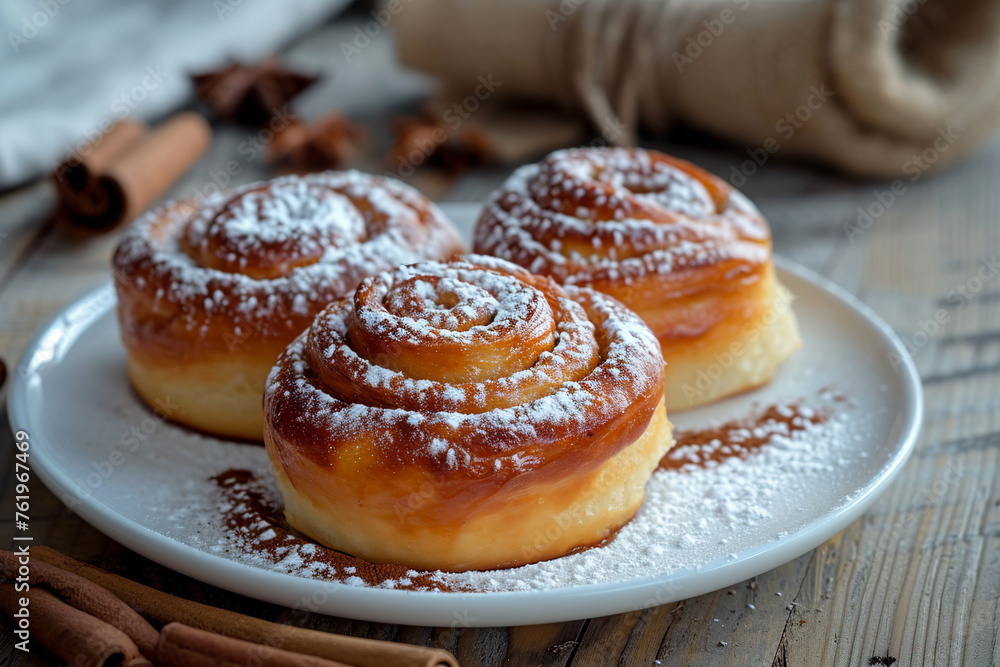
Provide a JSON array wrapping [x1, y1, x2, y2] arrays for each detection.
[[387, 114, 498, 176], [191, 58, 318, 126], [266, 114, 367, 171]]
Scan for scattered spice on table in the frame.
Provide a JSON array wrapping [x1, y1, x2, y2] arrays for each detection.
[[267, 113, 366, 171], [192, 58, 318, 126]]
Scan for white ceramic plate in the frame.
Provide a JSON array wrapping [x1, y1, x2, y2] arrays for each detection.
[[9, 204, 922, 627]]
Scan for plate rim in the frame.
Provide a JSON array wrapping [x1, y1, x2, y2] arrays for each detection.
[[8, 256, 924, 627]]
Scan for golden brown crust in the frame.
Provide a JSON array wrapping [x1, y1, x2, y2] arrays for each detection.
[[263, 255, 669, 570], [114, 171, 465, 360], [112, 171, 465, 438], [473, 147, 772, 345], [473, 147, 803, 409]]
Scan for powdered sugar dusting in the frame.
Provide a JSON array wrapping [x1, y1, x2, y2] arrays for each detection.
[[183, 178, 366, 273], [267, 255, 664, 474], [473, 147, 770, 287], [113, 171, 464, 346], [438, 400, 852, 592], [189, 394, 858, 593]]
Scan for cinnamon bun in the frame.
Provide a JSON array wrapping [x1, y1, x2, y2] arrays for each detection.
[[474, 147, 801, 410], [113, 172, 464, 440], [263, 255, 670, 571]]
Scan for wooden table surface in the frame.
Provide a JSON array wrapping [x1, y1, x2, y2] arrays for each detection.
[[3, 11, 1000, 667]]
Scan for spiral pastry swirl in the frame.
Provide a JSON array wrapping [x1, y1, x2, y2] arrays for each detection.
[[264, 255, 671, 571], [474, 147, 801, 410], [113, 171, 464, 440]]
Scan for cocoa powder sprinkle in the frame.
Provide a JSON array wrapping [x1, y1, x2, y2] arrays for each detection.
[[209, 398, 837, 592], [210, 469, 470, 592], [658, 403, 829, 472]]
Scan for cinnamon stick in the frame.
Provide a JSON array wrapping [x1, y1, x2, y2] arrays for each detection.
[[423, 98, 585, 164], [53, 119, 148, 203], [0, 583, 152, 667], [157, 623, 354, 667], [56, 112, 211, 235], [34, 547, 458, 667], [0, 550, 158, 657]]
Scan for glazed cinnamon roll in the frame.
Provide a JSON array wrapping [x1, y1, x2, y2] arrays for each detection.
[[113, 172, 464, 440], [474, 147, 801, 410], [263, 255, 670, 571]]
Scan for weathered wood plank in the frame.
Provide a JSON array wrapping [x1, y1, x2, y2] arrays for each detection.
[[2, 18, 1000, 664]]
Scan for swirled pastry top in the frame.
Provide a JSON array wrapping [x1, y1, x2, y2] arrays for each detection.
[[112, 171, 464, 349], [474, 147, 771, 290], [264, 255, 664, 486]]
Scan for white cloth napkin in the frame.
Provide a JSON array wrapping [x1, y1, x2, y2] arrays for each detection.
[[0, 0, 350, 187]]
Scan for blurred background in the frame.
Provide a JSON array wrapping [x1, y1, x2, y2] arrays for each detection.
[[3, 0, 999, 245]]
